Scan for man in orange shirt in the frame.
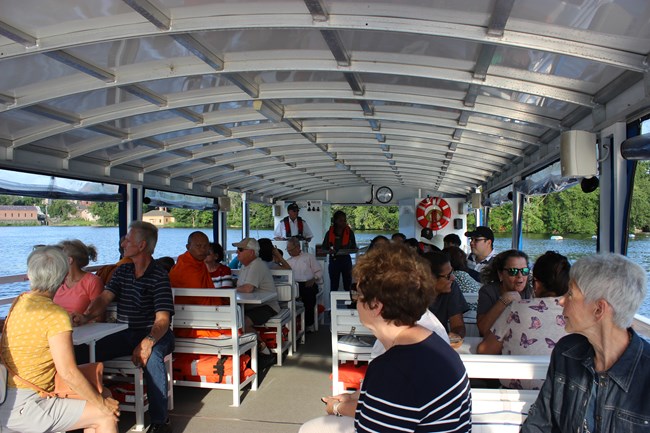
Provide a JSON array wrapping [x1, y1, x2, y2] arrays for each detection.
[[169, 231, 212, 290]]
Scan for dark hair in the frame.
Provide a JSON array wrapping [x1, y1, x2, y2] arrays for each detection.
[[258, 238, 274, 262], [405, 238, 420, 249], [482, 249, 533, 297], [332, 210, 346, 224], [482, 249, 529, 284], [391, 233, 406, 242], [444, 246, 469, 271], [422, 251, 451, 275], [368, 235, 389, 251], [156, 256, 175, 273], [353, 244, 436, 327], [533, 251, 570, 297], [209, 242, 225, 262], [443, 233, 461, 247]]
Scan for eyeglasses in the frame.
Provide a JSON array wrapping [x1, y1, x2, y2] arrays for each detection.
[[237, 247, 244, 252], [504, 267, 530, 276], [349, 289, 362, 302], [437, 271, 453, 280], [469, 238, 488, 243]]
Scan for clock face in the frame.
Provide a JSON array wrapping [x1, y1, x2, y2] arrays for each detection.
[[376, 186, 393, 203]]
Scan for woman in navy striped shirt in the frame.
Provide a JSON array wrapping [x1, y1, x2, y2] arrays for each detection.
[[301, 244, 472, 433]]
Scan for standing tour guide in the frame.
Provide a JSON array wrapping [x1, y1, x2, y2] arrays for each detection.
[[321, 210, 357, 292], [274, 202, 313, 241]]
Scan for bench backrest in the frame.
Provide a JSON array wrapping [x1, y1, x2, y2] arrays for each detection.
[[330, 291, 373, 336], [172, 288, 242, 333]]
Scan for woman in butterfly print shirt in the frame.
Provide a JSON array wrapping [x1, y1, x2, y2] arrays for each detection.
[[477, 251, 571, 390]]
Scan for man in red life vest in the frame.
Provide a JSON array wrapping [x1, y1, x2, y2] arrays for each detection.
[[273, 203, 313, 242]]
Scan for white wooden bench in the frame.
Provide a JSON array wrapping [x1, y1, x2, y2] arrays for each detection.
[[172, 288, 258, 407], [271, 269, 305, 353], [330, 291, 375, 395], [460, 353, 550, 432]]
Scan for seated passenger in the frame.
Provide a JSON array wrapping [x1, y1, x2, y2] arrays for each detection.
[[0, 246, 120, 433], [155, 256, 175, 273], [300, 244, 471, 433], [366, 235, 389, 251], [233, 238, 280, 336], [522, 253, 650, 433], [423, 251, 470, 341], [204, 242, 233, 288], [53, 239, 104, 317], [476, 249, 533, 336], [170, 231, 222, 308], [258, 238, 291, 270], [446, 246, 482, 292], [390, 232, 406, 243], [477, 251, 571, 389], [285, 237, 322, 330], [95, 236, 131, 285]]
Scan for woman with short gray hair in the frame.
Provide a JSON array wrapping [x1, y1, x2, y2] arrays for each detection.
[[0, 246, 120, 433], [522, 253, 650, 433]]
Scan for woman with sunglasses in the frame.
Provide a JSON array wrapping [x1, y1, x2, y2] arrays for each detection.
[[477, 251, 571, 389], [476, 250, 533, 337]]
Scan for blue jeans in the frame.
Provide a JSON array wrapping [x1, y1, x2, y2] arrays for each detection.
[[77, 328, 174, 424]]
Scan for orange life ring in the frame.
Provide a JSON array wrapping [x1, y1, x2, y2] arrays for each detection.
[[416, 197, 452, 231]]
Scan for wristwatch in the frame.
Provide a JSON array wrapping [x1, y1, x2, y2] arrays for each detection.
[[332, 401, 343, 417], [145, 334, 157, 344]]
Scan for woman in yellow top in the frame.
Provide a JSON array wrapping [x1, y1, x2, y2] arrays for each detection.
[[0, 246, 119, 433]]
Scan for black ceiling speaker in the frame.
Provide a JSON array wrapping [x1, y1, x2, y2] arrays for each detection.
[[580, 176, 599, 193]]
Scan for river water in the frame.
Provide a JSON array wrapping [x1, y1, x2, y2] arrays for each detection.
[[2, 226, 649, 316]]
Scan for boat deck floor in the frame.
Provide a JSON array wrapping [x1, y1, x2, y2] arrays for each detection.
[[119, 325, 333, 433]]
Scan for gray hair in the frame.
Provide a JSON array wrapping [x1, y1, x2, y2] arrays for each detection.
[[27, 246, 69, 294], [58, 239, 97, 268], [287, 237, 301, 249], [570, 253, 647, 328], [130, 221, 158, 255]]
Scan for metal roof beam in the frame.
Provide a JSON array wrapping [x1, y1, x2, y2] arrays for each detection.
[[304, 0, 329, 21], [22, 105, 79, 125], [44, 51, 115, 82], [87, 124, 129, 140], [320, 30, 350, 66], [473, 45, 497, 80], [170, 107, 203, 123], [172, 34, 225, 71], [123, 0, 171, 30], [344, 72, 365, 96], [488, 0, 515, 37], [121, 84, 168, 107], [205, 125, 232, 137], [224, 73, 259, 98], [0, 20, 37, 46]]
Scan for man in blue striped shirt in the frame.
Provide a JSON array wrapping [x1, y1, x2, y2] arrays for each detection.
[[75, 221, 175, 433]]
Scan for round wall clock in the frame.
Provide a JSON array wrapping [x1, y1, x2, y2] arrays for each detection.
[[375, 186, 393, 203]]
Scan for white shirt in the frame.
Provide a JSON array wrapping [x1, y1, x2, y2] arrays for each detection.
[[286, 251, 323, 284], [273, 217, 314, 240], [370, 310, 450, 361], [468, 248, 498, 273]]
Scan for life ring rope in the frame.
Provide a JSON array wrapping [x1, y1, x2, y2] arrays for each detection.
[[416, 197, 452, 231]]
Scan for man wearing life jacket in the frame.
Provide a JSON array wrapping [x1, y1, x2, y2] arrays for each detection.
[[273, 203, 313, 242], [321, 210, 357, 292]]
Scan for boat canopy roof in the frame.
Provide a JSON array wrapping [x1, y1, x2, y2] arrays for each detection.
[[1, 0, 649, 204]]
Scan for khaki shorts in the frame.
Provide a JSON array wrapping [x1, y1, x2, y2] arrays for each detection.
[[0, 388, 85, 433]]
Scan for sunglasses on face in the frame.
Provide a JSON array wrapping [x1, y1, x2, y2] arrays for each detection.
[[470, 238, 488, 243], [504, 267, 530, 276], [349, 289, 361, 302], [237, 247, 244, 252]]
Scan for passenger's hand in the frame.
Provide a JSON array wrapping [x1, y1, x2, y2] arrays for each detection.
[[70, 312, 86, 327], [131, 340, 153, 367], [502, 291, 522, 305], [101, 396, 121, 421], [321, 392, 357, 415], [448, 332, 463, 349]]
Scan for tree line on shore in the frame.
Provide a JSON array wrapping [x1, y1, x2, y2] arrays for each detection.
[[2, 162, 649, 234]]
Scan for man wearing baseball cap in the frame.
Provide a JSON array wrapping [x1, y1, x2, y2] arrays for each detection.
[[464, 226, 497, 273], [273, 203, 313, 242], [232, 238, 280, 341]]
